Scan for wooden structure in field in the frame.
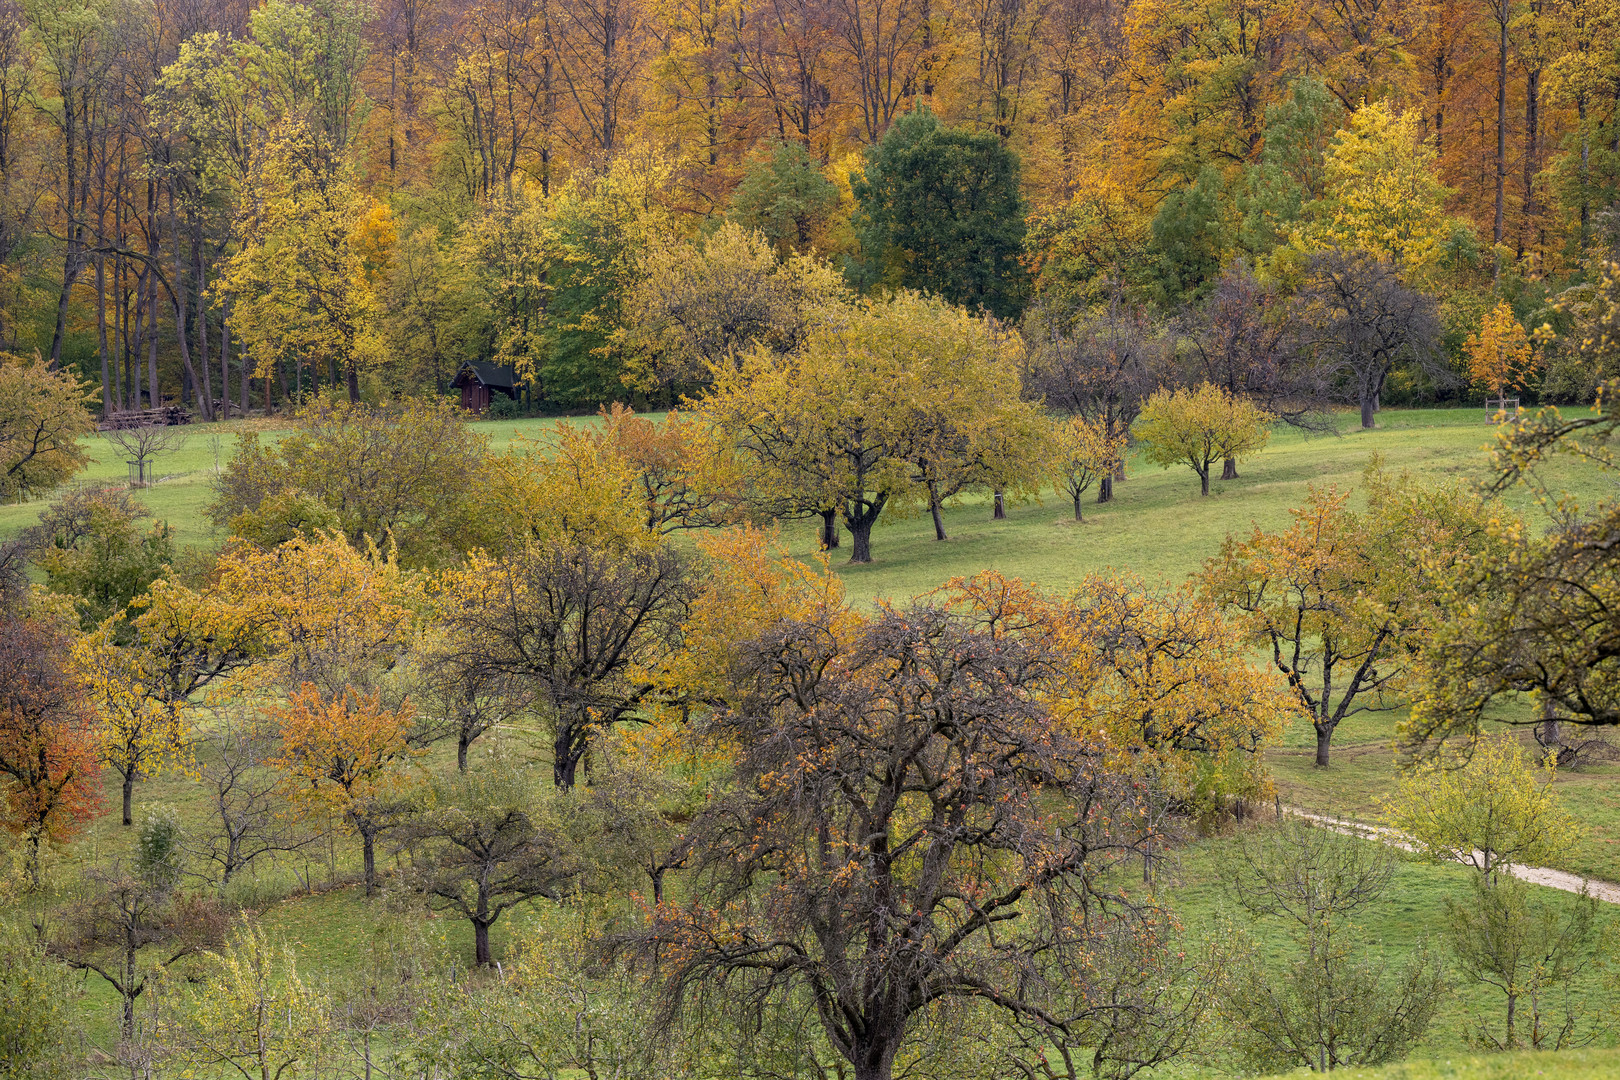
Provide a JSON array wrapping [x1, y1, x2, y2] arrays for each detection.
[[98, 405, 192, 431], [453, 362, 519, 413]]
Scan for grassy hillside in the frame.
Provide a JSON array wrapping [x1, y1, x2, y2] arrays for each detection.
[[11, 405, 1620, 1070]]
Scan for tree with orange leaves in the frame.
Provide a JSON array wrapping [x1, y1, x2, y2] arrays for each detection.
[[1466, 301, 1537, 399], [0, 613, 101, 889], [272, 683, 419, 896]]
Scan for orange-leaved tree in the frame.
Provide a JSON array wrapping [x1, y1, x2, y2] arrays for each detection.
[[1465, 301, 1537, 400], [271, 683, 419, 896], [944, 572, 1291, 820], [0, 613, 101, 888]]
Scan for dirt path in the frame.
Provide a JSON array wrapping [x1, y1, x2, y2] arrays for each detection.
[[1281, 807, 1620, 905]]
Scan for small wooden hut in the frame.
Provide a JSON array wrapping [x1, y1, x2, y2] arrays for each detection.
[[453, 362, 520, 413]]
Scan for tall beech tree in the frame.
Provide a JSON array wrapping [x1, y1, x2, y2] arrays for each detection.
[[623, 601, 1214, 1080]]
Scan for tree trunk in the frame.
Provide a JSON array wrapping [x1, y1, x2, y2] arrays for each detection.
[[1315, 722, 1335, 767], [928, 481, 947, 540], [360, 823, 377, 896], [554, 718, 584, 789], [1494, 14, 1507, 252], [474, 917, 493, 966], [96, 257, 112, 414], [819, 509, 840, 550], [1198, 468, 1210, 496], [849, 518, 874, 564], [147, 274, 160, 408], [991, 490, 1005, 519], [1360, 395, 1376, 430], [1073, 493, 1083, 521], [1221, 456, 1238, 480], [458, 731, 471, 772], [1097, 474, 1112, 503], [851, 1039, 900, 1080], [346, 359, 360, 403], [122, 770, 134, 827]]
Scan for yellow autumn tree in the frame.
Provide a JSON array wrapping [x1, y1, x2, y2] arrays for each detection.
[[74, 575, 267, 826], [1383, 734, 1580, 881], [1049, 414, 1124, 521], [1135, 382, 1273, 496], [211, 532, 423, 693], [1312, 101, 1463, 280], [1466, 301, 1538, 399], [216, 121, 387, 405]]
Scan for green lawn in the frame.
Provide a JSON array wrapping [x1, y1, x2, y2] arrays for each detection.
[[1245, 1048, 1620, 1079]]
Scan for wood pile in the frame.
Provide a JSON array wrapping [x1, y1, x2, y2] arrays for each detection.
[[97, 405, 193, 431]]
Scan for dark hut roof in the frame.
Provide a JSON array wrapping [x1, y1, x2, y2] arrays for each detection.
[[455, 361, 518, 390]]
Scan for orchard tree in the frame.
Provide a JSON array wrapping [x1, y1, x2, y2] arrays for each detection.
[[1135, 383, 1272, 495], [580, 405, 739, 533], [208, 397, 491, 568], [1467, 301, 1538, 399], [188, 710, 315, 888], [1295, 250, 1444, 429], [1204, 472, 1494, 766], [1405, 395, 1620, 747], [1219, 820, 1445, 1073], [1384, 735, 1580, 880], [1445, 876, 1605, 1051], [1049, 414, 1122, 521], [0, 353, 92, 499], [440, 540, 692, 789], [34, 486, 174, 631], [705, 292, 1039, 562], [623, 602, 1213, 1080], [165, 920, 332, 1080], [1184, 264, 1329, 450], [0, 613, 100, 888], [401, 766, 586, 966], [852, 106, 1030, 319], [1023, 292, 1172, 502], [272, 683, 420, 896]]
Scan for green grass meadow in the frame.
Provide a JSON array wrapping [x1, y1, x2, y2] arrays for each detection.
[[12, 405, 1620, 1075]]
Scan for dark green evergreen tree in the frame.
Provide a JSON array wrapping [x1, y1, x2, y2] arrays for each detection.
[[1148, 165, 1227, 307], [851, 107, 1030, 319]]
